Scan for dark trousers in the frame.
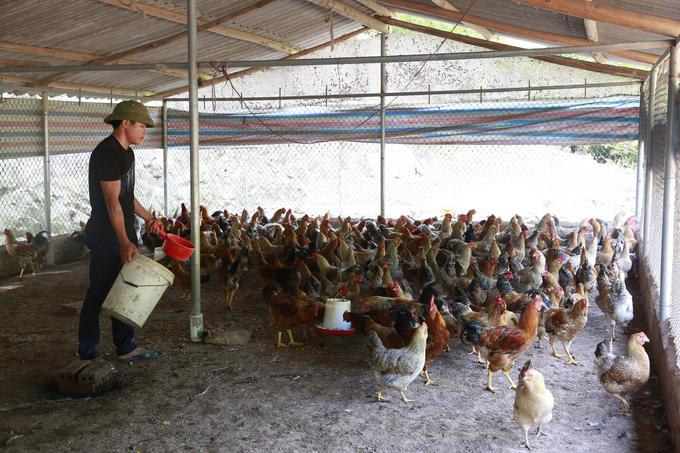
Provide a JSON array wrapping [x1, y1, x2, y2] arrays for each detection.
[[78, 222, 138, 360]]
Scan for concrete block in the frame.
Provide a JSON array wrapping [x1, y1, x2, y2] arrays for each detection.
[[203, 328, 252, 346]]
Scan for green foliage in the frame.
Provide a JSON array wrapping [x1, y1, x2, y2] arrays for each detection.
[[571, 142, 638, 168], [364, 14, 485, 39]]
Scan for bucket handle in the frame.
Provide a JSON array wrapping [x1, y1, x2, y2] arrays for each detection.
[[117, 265, 170, 288]]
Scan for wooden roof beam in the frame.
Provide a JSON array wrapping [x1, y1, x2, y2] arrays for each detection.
[[156, 28, 369, 99], [511, 0, 680, 38], [95, 0, 297, 55], [378, 0, 661, 66], [379, 16, 646, 79], [0, 58, 50, 68], [20, 4, 267, 90], [353, 0, 398, 19], [583, 0, 607, 64], [430, 0, 498, 42], [304, 0, 391, 34], [0, 41, 213, 82]]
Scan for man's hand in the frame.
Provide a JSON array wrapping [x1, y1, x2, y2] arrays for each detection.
[[120, 240, 138, 263], [146, 218, 162, 235]]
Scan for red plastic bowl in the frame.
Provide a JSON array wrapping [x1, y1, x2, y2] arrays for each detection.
[[158, 229, 195, 261]]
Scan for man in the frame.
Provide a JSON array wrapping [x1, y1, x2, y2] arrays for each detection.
[[79, 100, 164, 369]]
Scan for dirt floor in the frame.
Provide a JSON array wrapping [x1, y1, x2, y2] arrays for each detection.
[[0, 251, 674, 453]]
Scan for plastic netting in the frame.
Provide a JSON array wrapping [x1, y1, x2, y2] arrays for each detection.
[[1, 89, 640, 246], [640, 55, 680, 369]]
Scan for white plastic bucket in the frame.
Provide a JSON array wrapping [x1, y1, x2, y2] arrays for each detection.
[[101, 253, 174, 328], [322, 299, 352, 330], [153, 247, 166, 261]]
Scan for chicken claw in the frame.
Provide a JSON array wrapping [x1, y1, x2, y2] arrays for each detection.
[[503, 370, 517, 389], [613, 393, 631, 413], [420, 370, 437, 386], [376, 385, 389, 401], [486, 369, 497, 393], [550, 344, 566, 359], [399, 391, 415, 403]]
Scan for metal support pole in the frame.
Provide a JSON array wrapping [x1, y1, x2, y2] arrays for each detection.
[[642, 67, 657, 258], [659, 45, 679, 323], [187, 0, 203, 341], [42, 92, 54, 265], [635, 84, 646, 220], [380, 32, 386, 217], [162, 99, 169, 216]]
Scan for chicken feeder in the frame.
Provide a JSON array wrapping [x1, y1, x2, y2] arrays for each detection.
[[315, 298, 355, 335], [157, 229, 195, 261], [101, 253, 174, 328]]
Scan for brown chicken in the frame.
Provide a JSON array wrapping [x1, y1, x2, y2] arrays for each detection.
[[462, 294, 508, 363], [168, 259, 192, 299], [25, 231, 50, 271], [461, 294, 543, 392], [263, 286, 321, 348], [361, 315, 406, 349], [218, 260, 241, 310], [537, 299, 588, 364], [311, 252, 359, 286], [420, 296, 451, 385], [365, 323, 429, 403], [513, 360, 554, 450], [594, 332, 650, 413], [4, 229, 50, 278], [263, 252, 302, 290]]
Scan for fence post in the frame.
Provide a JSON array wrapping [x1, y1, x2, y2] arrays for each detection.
[[187, 0, 203, 341], [162, 99, 169, 216], [42, 92, 54, 265], [380, 32, 386, 217], [659, 45, 679, 323], [642, 67, 657, 258], [635, 83, 645, 220]]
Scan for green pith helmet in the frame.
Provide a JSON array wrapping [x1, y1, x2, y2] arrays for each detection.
[[104, 100, 156, 127]]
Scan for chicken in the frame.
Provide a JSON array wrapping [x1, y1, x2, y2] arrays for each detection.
[[461, 294, 508, 363], [263, 286, 321, 348], [366, 236, 402, 277], [70, 220, 89, 257], [537, 299, 588, 364], [199, 253, 218, 283], [595, 272, 634, 342], [513, 360, 554, 451], [263, 252, 302, 291], [361, 315, 406, 349], [420, 296, 451, 385], [218, 260, 241, 310], [24, 231, 50, 271], [511, 248, 545, 294], [461, 294, 543, 392], [364, 323, 429, 403], [594, 332, 650, 413], [311, 252, 359, 286], [4, 229, 50, 278], [168, 259, 192, 299]]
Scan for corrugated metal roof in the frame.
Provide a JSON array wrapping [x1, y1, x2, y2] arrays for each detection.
[[0, 0, 675, 100]]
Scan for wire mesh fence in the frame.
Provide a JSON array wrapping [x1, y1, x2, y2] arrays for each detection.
[[639, 54, 680, 368], [1, 87, 640, 247]]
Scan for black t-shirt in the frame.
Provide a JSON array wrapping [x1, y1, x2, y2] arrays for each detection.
[[88, 134, 136, 233]]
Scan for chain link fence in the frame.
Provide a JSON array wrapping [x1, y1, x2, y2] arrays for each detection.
[[2, 85, 639, 246], [639, 54, 680, 368]]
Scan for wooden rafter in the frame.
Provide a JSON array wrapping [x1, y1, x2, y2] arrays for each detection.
[[0, 59, 49, 68], [353, 0, 398, 19], [155, 28, 369, 99], [379, 16, 647, 79], [378, 0, 660, 66], [583, 0, 607, 64], [304, 0, 391, 33], [430, 0, 497, 42], [511, 0, 680, 39], [21, 3, 273, 90], [95, 0, 297, 55], [0, 41, 213, 82]]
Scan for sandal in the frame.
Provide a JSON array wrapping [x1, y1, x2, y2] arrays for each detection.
[[119, 348, 164, 362], [97, 359, 118, 374]]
